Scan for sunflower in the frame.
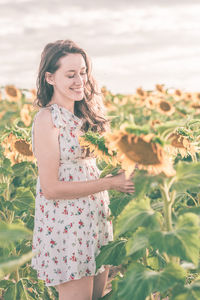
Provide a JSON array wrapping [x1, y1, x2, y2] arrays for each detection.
[[101, 86, 110, 97], [20, 104, 33, 126], [150, 119, 162, 128], [155, 84, 165, 94], [190, 93, 200, 109], [2, 133, 36, 165], [166, 132, 199, 158], [145, 96, 159, 110], [4, 85, 22, 102], [78, 134, 119, 166], [103, 101, 117, 112], [191, 102, 200, 109], [195, 93, 200, 101], [104, 130, 176, 179], [136, 87, 146, 97], [156, 99, 175, 116], [183, 92, 193, 102]]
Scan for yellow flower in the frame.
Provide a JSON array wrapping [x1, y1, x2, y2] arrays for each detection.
[[190, 93, 200, 109], [155, 84, 165, 93], [20, 104, 33, 126], [104, 130, 176, 179], [156, 99, 175, 116], [183, 92, 193, 102], [2, 133, 36, 165], [191, 102, 200, 109], [174, 89, 182, 97], [101, 86, 110, 97], [145, 96, 160, 110], [4, 85, 22, 102], [150, 119, 162, 128], [78, 135, 119, 166], [136, 87, 146, 97], [166, 132, 199, 158]]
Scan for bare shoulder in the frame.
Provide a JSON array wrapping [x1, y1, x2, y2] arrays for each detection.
[[34, 107, 54, 130], [33, 107, 59, 159]]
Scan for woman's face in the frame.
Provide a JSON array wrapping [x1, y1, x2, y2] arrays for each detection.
[[47, 53, 88, 102]]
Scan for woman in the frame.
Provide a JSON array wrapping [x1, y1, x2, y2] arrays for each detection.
[[31, 39, 135, 300]]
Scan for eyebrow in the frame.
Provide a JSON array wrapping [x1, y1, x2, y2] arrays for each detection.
[[66, 67, 86, 73]]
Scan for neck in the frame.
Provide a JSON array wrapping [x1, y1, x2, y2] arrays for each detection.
[[50, 94, 75, 114]]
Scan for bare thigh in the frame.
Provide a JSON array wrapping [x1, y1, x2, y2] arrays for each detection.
[[92, 266, 110, 300], [55, 275, 94, 300]]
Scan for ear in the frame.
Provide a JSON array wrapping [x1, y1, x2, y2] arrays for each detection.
[[45, 72, 55, 85]]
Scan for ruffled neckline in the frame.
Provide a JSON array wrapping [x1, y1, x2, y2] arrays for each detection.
[[48, 103, 83, 130], [51, 103, 82, 121]]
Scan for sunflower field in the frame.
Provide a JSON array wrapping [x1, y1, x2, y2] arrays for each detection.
[[0, 84, 200, 299]]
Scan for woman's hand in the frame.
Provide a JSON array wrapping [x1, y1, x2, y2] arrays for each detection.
[[107, 170, 135, 194]]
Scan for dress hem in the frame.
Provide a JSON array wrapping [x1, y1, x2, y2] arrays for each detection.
[[31, 264, 113, 287]]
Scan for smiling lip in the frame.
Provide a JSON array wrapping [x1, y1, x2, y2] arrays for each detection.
[[70, 88, 84, 92]]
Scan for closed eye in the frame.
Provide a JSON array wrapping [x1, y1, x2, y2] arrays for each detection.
[[68, 73, 87, 78]]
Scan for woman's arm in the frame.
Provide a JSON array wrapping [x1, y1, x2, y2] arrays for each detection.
[[33, 109, 134, 200], [33, 109, 114, 200]]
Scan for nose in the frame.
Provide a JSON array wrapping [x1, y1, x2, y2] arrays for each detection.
[[74, 74, 83, 86]]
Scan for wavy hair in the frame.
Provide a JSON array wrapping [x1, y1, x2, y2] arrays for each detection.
[[33, 39, 110, 134]]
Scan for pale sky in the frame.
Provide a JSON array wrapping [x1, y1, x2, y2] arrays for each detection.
[[0, 0, 199, 94]]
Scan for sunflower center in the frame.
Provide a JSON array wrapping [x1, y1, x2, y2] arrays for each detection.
[[159, 101, 171, 111], [169, 133, 186, 148], [175, 90, 181, 96], [118, 135, 162, 165], [7, 87, 17, 97], [14, 140, 33, 156]]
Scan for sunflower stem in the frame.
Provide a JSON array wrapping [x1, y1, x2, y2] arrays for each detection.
[[159, 181, 173, 232], [191, 153, 197, 163]]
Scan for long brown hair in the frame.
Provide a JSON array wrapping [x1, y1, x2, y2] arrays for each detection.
[[34, 39, 110, 133]]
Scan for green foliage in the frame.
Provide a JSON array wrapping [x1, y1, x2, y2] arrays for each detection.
[[0, 221, 32, 247], [1, 85, 200, 299], [114, 197, 162, 238], [149, 213, 200, 265], [96, 239, 127, 270], [110, 262, 186, 300], [172, 162, 200, 192]]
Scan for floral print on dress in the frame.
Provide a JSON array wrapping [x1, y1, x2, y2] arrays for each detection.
[[31, 103, 113, 286]]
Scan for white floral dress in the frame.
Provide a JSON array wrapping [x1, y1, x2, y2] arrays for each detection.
[[31, 103, 113, 286]]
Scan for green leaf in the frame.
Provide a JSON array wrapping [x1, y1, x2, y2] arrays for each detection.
[[149, 213, 200, 265], [114, 197, 161, 238], [3, 284, 17, 300], [172, 281, 200, 300], [126, 227, 149, 257], [113, 262, 186, 300], [131, 170, 162, 199], [99, 164, 121, 178], [96, 239, 127, 270], [178, 206, 200, 216], [12, 161, 29, 175], [0, 251, 35, 279], [13, 187, 35, 211], [0, 279, 14, 289], [17, 279, 35, 300], [0, 221, 32, 247], [108, 190, 134, 217], [0, 183, 7, 195], [155, 120, 186, 137], [172, 162, 200, 192]]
